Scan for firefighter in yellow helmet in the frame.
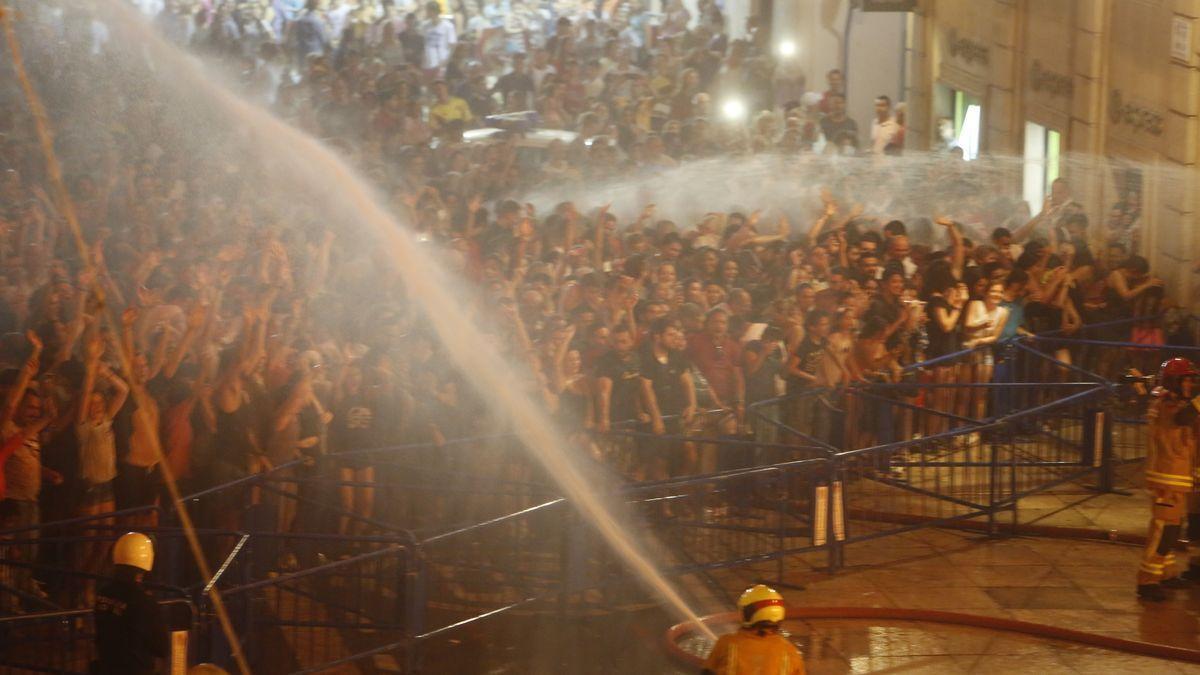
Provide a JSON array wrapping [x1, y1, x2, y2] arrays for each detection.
[[702, 584, 805, 675], [1137, 358, 1200, 601], [91, 533, 169, 675]]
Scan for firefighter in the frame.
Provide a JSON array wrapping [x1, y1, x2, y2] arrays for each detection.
[[1137, 358, 1200, 601], [702, 584, 805, 675], [91, 532, 169, 675]]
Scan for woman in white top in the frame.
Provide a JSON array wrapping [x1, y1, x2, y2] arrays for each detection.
[[962, 282, 1009, 421], [76, 333, 129, 592]]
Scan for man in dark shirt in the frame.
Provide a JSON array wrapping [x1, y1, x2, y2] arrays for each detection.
[[819, 94, 859, 150], [93, 532, 168, 675], [641, 319, 697, 478], [493, 52, 536, 105], [480, 199, 524, 255], [642, 319, 694, 426], [786, 311, 832, 443], [595, 325, 655, 433], [865, 267, 909, 342], [399, 12, 425, 67], [787, 311, 830, 394]]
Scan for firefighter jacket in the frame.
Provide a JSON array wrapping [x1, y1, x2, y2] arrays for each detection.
[[702, 627, 806, 675], [92, 577, 168, 675], [1145, 387, 1199, 492]]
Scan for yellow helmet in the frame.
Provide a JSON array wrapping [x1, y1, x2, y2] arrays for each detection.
[[112, 532, 154, 572], [737, 584, 785, 627]]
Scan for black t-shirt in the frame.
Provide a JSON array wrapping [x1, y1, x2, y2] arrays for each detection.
[[640, 346, 690, 417], [399, 29, 425, 66], [333, 394, 380, 453], [925, 295, 960, 358], [595, 350, 644, 424], [788, 337, 826, 393], [494, 71, 535, 99]]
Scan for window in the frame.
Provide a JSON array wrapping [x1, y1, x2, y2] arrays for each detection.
[[1022, 121, 1061, 214], [952, 90, 982, 160]]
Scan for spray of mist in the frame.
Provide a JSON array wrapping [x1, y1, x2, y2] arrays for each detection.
[[526, 150, 1177, 264], [77, 0, 718, 641]]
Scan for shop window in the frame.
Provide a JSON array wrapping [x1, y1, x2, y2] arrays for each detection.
[[943, 88, 982, 160], [1022, 121, 1061, 214]]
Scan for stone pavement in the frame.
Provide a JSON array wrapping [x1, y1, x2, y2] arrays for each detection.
[[1011, 462, 1150, 534]]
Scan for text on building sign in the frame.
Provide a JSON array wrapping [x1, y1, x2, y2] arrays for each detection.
[[1109, 90, 1164, 136]]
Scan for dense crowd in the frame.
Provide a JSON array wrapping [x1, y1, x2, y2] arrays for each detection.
[[0, 0, 1176, 610]]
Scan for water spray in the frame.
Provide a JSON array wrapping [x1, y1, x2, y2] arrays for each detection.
[[88, 0, 718, 645]]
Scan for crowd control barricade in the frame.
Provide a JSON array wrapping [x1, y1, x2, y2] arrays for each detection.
[[5, 316, 1190, 672], [0, 608, 94, 673], [200, 542, 412, 673]]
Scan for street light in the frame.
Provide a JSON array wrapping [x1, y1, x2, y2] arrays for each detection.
[[778, 39, 797, 58], [721, 98, 747, 123]]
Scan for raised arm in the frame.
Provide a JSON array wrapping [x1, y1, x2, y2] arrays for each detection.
[[595, 375, 613, 433], [808, 189, 838, 242], [937, 217, 965, 279], [101, 363, 130, 420], [1012, 195, 1054, 243], [551, 325, 577, 393], [56, 269, 95, 367], [120, 306, 139, 365], [2, 331, 42, 431]]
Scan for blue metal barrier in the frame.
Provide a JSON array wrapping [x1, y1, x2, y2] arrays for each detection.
[[1, 318, 1179, 673]]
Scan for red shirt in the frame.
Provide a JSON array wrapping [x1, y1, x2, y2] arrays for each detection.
[[686, 332, 742, 405], [0, 432, 28, 501]]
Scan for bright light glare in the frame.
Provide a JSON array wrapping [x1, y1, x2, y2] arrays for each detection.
[[778, 40, 797, 57], [721, 99, 747, 122], [956, 104, 982, 161]]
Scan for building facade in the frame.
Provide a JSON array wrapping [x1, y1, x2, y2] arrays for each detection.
[[905, 0, 1200, 305]]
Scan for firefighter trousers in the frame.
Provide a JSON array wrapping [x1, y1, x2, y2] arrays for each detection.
[[1139, 488, 1188, 585]]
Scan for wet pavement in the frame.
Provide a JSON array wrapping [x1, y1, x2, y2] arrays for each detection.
[[676, 616, 1200, 674], [669, 463, 1200, 673], [687, 527, 1200, 672], [345, 463, 1197, 673]]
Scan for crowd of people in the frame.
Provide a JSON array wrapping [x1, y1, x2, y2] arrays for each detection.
[[0, 0, 1177, 611]]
